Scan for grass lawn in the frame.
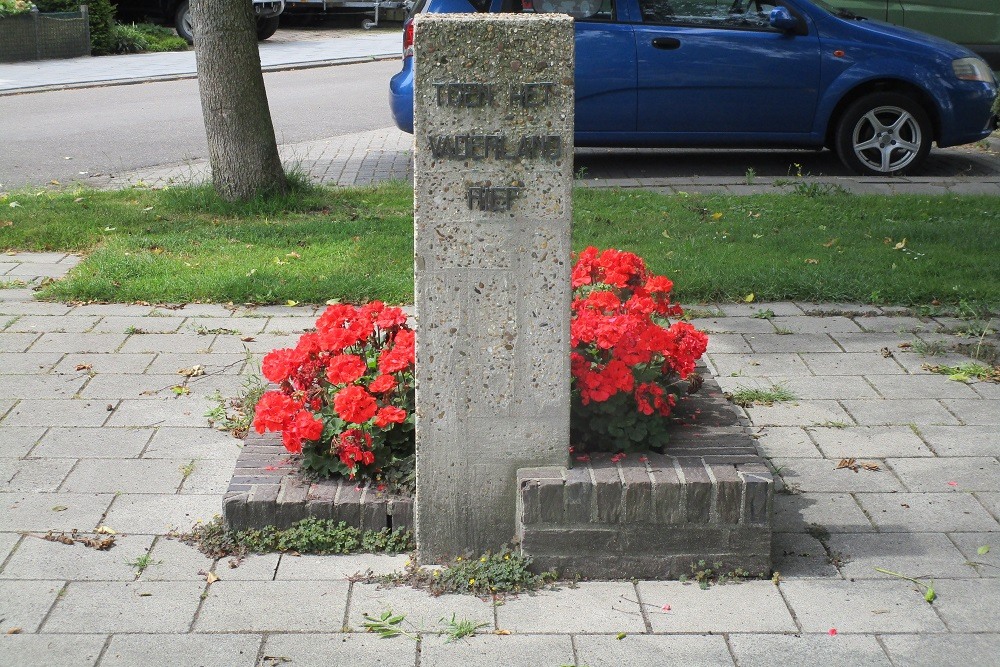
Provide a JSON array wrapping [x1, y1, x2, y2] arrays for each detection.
[[1, 182, 997, 308]]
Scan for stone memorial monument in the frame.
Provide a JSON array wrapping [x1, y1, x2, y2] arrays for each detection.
[[412, 13, 575, 559]]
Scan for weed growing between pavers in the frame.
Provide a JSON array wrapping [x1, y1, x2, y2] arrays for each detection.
[[362, 610, 489, 641], [728, 384, 796, 408], [206, 372, 267, 439], [172, 516, 413, 561], [678, 559, 765, 589]]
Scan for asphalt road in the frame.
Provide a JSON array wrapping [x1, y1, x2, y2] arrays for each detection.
[[0, 59, 399, 189]]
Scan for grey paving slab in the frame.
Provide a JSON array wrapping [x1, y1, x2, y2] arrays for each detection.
[[0, 332, 42, 352], [27, 333, 128, 354], [0, 634, 105, 667], [53, 353, 155, 374], [639, 580, 796, 633], [138, 536, 216, 582], [941, 399, 1000, 425], [773, 493, 875, 533], [745, 333, 841, 354], [880, 633, 1000, 667], [718, 302, 805, 317], [0, 352, 63, 374], [854, 316, 940, 333], [104, 396, 216, 428], [262, 316, 323, 334], [971, 381, 1000, 399], [808, 426, 934, 458], [772, 458, 905, 493], [208, 333, 302, 354], [0, 532, 19, 563], [90, 316, 186, 334], [178, 459, 234, 494], [779, 579, 947, 633], [259, 633, 416, 667], [978, 492, 1000, 521], [43, 580, 204, 633], [574, 634, 733, 667], [144, 353, 247, 375], [719, 375, 879, 400], [79, 373, 244, 401], [275, 553, 409, 579], [688, 317, 777, 334], [891, 351, 975, 375], [743, 400, 855, 427], [735, 634, 891, 666], [492, 583, 642, 634], [709, 353, 813, 378], [0, 534, 153, 581], [865, 374, 980, 399], [2, 399, 111, 427], [929, 579, 1000, 631], [841, 399, 960, 426], [142, 426, 241, 460], [705, 333, 753, 354], [101, 633, 261, 667], [917, 425, 1000, 457], [196, 580, 350, 632], [0, 302, 73, 316], [61, 458, 187, 493], [0, 492, 112, 532], [829, 332, 917, 353], [156, 304, 239, 317], [753, 426, 823, 458], [830, 532, 973, 580], [0, 580, 64, 633], [119, 333, 215, 355], [857, 493, 1000, 532], [948, 532, 1000, 577], [801, 352, 906, 376], [0, 459, 76, 492], [214, 553, 281, 580], [31, 427, 152, 459], [776, 316, 864, 334], [183, 317, 270, 336], [773, 532, 840, 578], [888, 457, 1000, 492], [67, 304, 155, 316], [102, 493, 219, 535], [349, 583, 495, 633], [0, 374, 87, 399], [6, 316, 100, 333], [421, 634, 574, 667], [0, 425, 46, 458]]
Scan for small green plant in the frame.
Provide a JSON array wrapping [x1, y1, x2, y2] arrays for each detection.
[[194, 325, 239, 336], [441, 613, 490, 641], [575, 166, 589, 180], [0, 279, 30, 289], [910, 338, 948, 357], [680, 560, 760, 589], [875, 567, 936, 603], [205, 370, 267, 438], [774, 326, 793, 335], [744, 167, 757, 186], [923, 361, 999, 383], [124, 326, 150, 335], [729, 384, 795, 407], [361, 610, 489, 641], [126, 553, 159, 576], [179, 460, 196, 480], [752, 308, 775, 320], [805, 522, 830, 543]]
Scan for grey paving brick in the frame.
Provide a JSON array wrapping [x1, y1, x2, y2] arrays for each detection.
[[780, 579, 946, 632], [719, 376, 878, 400], [54, 353, 155, 374], [841, 399, 960, 426], [214, 553, 281, 580], [880, 634, 1000, 667], [260, 633, 416, 667], [752, 427, 822, 458], [0, 332, 42, 352], [0, 532, 19, 562], [928, 579, 1000, 631], [6, 315, 100, 333], [0, 374, 86, 399], [238, 305, 318, 317], [892, 351, 975, 375], [855, 316, 939, 333], [575, 634, 733, 667], [941, 399, 1000, 425], [208, 333, 299, 354], [119, 333, 214, 355], [773, 458, 904, 493], [102, 493, 219, 535], [971, 381, 1000, 399], [916, 425, 1000, 457], [78, 374, 197, 400], [61, 459, 186, 493], [28, 333, 128, 354], [639, 580, 796, 633], [349, 583, 494, 633], [3, 399, 111, 427], [0, 634, 105, 667], [275, 553, 409, 580], [183, 317, 269, 336], [178, 459, 234, 494], [43, 581, 203, 633], [90, 316, 186, 334], [0, 302, 73, 316], [104, 396, 216, 428], [857, 493, 999, 532], [708, 353, 813, 378], [138, 536, 216, 582], [0, 580, 64, 633], [777, 316, 863, 334], [808, 426, 933, 458], [67, 304, 155, 316], [745, 333, 841, 354], [0, 352, 63, 374], [774, 493, 874, 533], [888, 457, 1000, 492], [830, 532, 973, 580], [31, 427, 151, 459], [828, 332, 915, 353], [144, 353, 247, 375], [865, 374, 980, 399], [977, 492, 1000, 520], [0, 425, 46, 458], [688, 317, 777, 334], [262, 316, 321, 334], [421, 634, 574, 667], [142, 426, 241, 460], [773, 532, 839, 578], [158, 304, 239, 317], [0, 459, 76, 491], [719, 302, 804, 317], [196, 580, 349, 632], [948, 532, 1000, 577], [801, 352, 906, 376], [705, 333, 752, 354], [743, 401, 855, 427], [0, 492, 112, 532], [101, 633, 261, 667], [0, 534, 153, 581], [728, 633, 890, 666]]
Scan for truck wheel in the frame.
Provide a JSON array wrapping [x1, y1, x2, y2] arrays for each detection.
[[257, 16, 280, 41], [834, 92, 932, 176], [175, 1, 195, 44], [361, 17, 376, 29]]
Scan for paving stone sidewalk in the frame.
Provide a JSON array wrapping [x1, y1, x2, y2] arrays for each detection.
[[1, 255, 999, 666]]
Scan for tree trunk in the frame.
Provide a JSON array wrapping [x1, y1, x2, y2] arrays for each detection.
[[191, 0, 288, 201]]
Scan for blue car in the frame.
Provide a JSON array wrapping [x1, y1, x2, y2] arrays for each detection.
[[390, 0, 998, 175]]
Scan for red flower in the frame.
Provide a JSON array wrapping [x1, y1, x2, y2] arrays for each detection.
[[378, 329, 415, 374], [291, 410, 324, 441], [376, 307, 408, 328], [374, 406, 407, 428], [326, 354, 367, 385], [368, 374, 397, 394], [261, 348, 301, 384], [333, 385, 378, 424], [253, 391, 303, 434]]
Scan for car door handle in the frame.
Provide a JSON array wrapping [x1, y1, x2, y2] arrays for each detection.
[[651, 37, 681, 50]]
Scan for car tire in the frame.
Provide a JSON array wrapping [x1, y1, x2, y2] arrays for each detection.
[[257, 16, 280, 41], [175, 1, 195, 44], [834, 92, 932, 176]]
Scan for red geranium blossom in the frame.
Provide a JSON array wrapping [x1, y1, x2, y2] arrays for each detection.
[[374, 405, 407, 428], [333, 385, 378, 424], [325, 354, 367, 385]]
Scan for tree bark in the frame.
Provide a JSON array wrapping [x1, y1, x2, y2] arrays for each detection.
[[191, 0, 288, 201]]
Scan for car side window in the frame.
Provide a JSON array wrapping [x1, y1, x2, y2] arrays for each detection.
[[640, 0, 779, 29], [522, 0, 615, 22]]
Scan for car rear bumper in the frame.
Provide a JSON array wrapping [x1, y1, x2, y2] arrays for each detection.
[[390, 66, 414, 134]]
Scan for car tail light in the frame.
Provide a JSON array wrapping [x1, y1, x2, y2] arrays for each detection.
[[403, 18, 414, 59]]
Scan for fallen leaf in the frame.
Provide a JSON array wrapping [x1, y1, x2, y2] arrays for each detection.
[[924, 585, 936, 603], [822, 238, 838, 248], [744, 293, 755, 303], [241, 336, 255, 342], [139, 592, 153, 597], [171, 385, 190, 396], [805, 258, 820, 264], [977, 545, 991, 556], [894, 238, 907, 250], [95, 525, 116, 535], [206, 571, 219, 584], [836, 458, 859, 472], [494, 629, 511, 635], [6, 628, 22, 635], [862, 462, 881, 472], [286, 252, 301, 259], [898, 342, 912, 349], [75, 364, 92, 371], [880, 347, 893, 358], [178, 365, 205, 377], [286, 300, 299, 307], [51, 505, 68, 512], [615, 632, 627, 640], [0, 220, 11, 228], [711, 212, 723, 221]]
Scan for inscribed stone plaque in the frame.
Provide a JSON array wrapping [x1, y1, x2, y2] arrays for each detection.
[[413, 13, 574, 558]]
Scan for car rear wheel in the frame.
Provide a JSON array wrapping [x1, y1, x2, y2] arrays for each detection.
[[175, 1, 195, 44], [256, 16, 280, 40], [835, 92, 932, 176]]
